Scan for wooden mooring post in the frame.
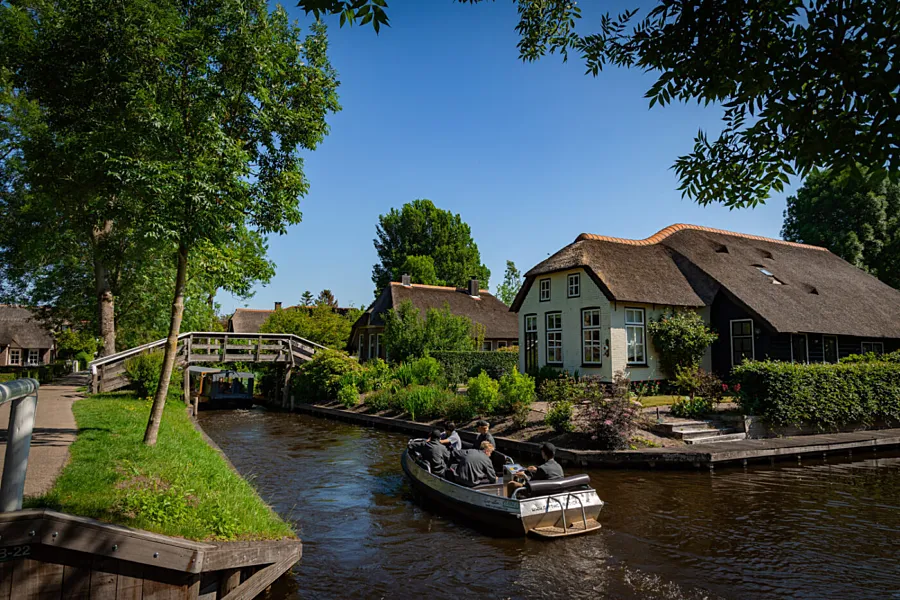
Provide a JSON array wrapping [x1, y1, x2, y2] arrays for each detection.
[[0, 510, 301, 600]]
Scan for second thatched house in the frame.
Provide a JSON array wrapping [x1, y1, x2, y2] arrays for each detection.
[[510, 223, 900, 380], [350, 276, 519, 361], [0, 305, 56, 369]]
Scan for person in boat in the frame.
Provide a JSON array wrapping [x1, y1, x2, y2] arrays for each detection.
[[473, 420, 496, 449], [506, 442, 565, 496], [440, 422, 462, 452], [451, 441, 497, 487], [408, 429, 450, 476]]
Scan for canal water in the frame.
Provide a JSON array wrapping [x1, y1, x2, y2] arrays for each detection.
[[198, 409, 900, 599]]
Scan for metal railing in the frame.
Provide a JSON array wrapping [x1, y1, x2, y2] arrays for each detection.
[[0, 378, 39, 512]]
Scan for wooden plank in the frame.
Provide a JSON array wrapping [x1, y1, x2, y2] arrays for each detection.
[[202, 540, 302, 572], [99, 374, 130, 393], [142, 578, 187, 600], [61, 561, 92, 599], [103, 362, 127, 377], [115, 565, 143, 600], [13, 557, 65, 600], [219, 550, 299, 600], [88, 557, 119, 600], [218, 569, 242, 597], [0, 560, 14, 600], [223, 354, 280, 362]]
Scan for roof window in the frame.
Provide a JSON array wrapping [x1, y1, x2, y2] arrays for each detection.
[[758, 249, 774, 260], [715, 244, 729, 254], [754, 265, 784, 284]]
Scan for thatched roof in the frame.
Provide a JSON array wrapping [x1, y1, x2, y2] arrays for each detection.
[[355, 283, 518, 339], [511, 224, 900, 338], [0, 305, 54, 348], [228, 309, 274, 333]]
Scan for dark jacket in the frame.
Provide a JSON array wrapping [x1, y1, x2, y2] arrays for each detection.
[[532, 458, 564, 481], [409, 439, 450, 476], [453, 449, 497, 487], [473, 432, 496, 450]]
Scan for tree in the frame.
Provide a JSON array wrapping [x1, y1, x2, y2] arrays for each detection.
[[316, 289, 338, 307], [381, 300, 478, 363], [301, 291, 315, 306], [398, 255, 440, 286], [260, 304, 360, 349], [495, 260, 522, 305], [647, 311, 718, 378], [782, 167, 900, 289], [299, 0, 900, 209], [373, 199, 489, 293]]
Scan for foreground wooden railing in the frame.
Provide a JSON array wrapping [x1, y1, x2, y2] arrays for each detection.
[[0, 509, 301, 600], [88, 332, 325, 394]]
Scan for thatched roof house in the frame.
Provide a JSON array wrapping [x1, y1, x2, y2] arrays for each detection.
[[228, 302, 353, 333], [0, 305, 56, 368], [350, 277, 518, 361], [512, 224, 900, 380]]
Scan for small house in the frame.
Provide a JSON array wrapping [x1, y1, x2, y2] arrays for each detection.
[[350, 276, 519, 361], [510, 224, 900, 380], [0, 306, 56, 368]]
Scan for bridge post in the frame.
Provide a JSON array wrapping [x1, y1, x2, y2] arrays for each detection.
[[183, 366, 191, 412], [282, 368, 292, 408]]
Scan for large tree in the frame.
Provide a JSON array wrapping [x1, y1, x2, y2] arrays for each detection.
[[373, 199, 489, 293], [782, 168, 900, 289], [495, 260, 522, 306], [300, 0, 900, 209], [260, 304, 360, 349]]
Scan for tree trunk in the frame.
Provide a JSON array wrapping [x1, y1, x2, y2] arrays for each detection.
[[92, 225, 117, 357], [143, 242, 189, 446]]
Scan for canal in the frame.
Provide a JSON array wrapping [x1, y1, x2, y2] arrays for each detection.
[[198, 409, 900, 599]]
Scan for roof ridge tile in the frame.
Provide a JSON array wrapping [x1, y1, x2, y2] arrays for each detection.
[[576, 223, 827, 251]]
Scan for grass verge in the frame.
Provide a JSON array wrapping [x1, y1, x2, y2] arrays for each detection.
[[639, 395, 681, 408], [26, 391, 294, 542]]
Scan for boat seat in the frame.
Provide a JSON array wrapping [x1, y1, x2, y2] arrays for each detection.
[[525, 474, 592, 497]]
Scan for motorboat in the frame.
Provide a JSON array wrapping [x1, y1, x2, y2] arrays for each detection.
[[401, 443, 604, 538]]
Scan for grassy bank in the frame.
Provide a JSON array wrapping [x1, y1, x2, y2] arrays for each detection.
[[27, 392, 294, 541]]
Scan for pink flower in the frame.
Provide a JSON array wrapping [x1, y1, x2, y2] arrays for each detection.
[[734, 383, 742, 392], [604, 419, 613, 426], [722, 383, 728, 391], [591, 435, 598, 441]]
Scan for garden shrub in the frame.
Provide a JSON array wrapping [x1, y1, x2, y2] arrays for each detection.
[[497, 370, 536, 414], [585, 397, 640, 450], [393, 363, 416, 387], [442, 394, 477, 423], [671, 396, 714, 419], [530, 364, 561, 388], [733, 360, 900, 429], [545, 399, 574, 433], [75, 351, 94, 368], [647, 310, 718, 377], [432, 351, 518, 384], [673, 367, 725, 403], [394, 385, 453, 421], [337, 384, 359, 408], [409, 356, 444, 386], [125, 352, 183, 399], [466, 370, 500, 414], [294, 349, 360, 401], [358, 358, 392, 392], [840, 350, 900, 364], [538, 374, 579, 404], [0, 373, 16, 383], [364, 388, 395, 412]]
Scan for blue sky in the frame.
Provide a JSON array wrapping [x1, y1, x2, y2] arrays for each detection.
[[221, 0, 795, 313]]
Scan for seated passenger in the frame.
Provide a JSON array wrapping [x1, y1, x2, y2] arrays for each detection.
[[507, 442, 565, 497], [439, 422, 462, 452], [451, 441, 497, 488], [473, 420, 496, 449], [408, 429, 450, 476]]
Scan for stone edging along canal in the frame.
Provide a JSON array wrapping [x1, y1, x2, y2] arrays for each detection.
[[285, 402, 900, 470]]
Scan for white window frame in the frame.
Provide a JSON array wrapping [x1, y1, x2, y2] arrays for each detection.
[[358, 333, 366, 360], [730, 319, 755, 366], [823, 335, 839, 363], [861, 341, 884, 354], [567, 273, 580, 298], [482, 341, 493, 352], [539, 278, 551, 302], [790, 333, 809, 364], [26, 349, 40, 366], [545, 313, 562, 364], [524, 314, 538, 371], [8, 348, 21, 366], [368, 334, 376, 360], [376, 334, 383, 360], [497, 340, 508, 349], [625, 308, 646, 365], [581, 308, 602, 365]]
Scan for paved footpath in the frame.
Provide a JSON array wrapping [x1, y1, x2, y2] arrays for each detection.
[[0, 373, 87, 497]]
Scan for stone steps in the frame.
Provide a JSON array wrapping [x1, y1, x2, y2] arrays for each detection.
[[654, 418, 748, 444], [684, 431, 749, 445]]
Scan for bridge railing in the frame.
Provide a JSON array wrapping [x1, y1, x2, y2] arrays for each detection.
[[0, 378, 40, 512]]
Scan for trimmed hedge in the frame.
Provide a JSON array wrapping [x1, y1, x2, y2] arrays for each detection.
[[431, 351, 518, 384], [733, 360, 900, 430]]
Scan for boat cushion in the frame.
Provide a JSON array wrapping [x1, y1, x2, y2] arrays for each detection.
[[525, 474, 591, 496]]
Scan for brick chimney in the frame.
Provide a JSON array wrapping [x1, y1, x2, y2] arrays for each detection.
[[401, 273, 412, 287], [274, 301, 282, 310], [468, 277, 479, 298]]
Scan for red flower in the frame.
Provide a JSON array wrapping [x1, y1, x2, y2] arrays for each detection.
[[722, 383, 728, 391], [734, 383, 742, 393]]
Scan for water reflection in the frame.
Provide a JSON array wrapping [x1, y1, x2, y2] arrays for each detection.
[[199, 409, 900, 600]]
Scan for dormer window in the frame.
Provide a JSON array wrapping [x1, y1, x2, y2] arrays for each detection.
[[754, 265, 784, 284]]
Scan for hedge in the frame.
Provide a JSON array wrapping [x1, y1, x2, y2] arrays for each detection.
[[732, 360, 900, 430], [431, 351, 519, 384], [0, 364, 68, 384]]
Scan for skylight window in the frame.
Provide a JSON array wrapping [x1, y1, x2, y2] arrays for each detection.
[[755, 265, 784, 284]]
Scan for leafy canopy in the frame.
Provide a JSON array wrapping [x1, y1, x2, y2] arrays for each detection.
[[782, 167, 900, 290], [495, 260, 522, 306], [373, 199, 489, 293], [381, 300, 480, 363], [260, 304, 360, 349], [298, 0, 900, 209], [647, 310, 718, 378]]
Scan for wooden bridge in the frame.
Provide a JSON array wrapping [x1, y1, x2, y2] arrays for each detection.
[[88, 332, 324, 394]]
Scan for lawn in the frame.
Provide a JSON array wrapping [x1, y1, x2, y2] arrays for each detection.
[[27, 392, 294, 541], [639, 395, 681, 408]]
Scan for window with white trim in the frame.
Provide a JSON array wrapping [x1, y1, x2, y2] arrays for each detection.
[[482, 341, 492, 352], [8, 348, 21, 366], [625, 308, 645, 365], [539, 278, 551, 302], [368, 334, 376, 360], [861, 341, 884, 355], [731, 320, 754, 366], [567, 273, 580, 298], [358, 333, 366, 360], [376, 334, 384, 359], [27, 349, 40, 366], [546, 313, 562, 364], [497, 341, 508, 348], [524, 315, 538, 372], [791, 334, 809, 363], [582, 309, 602, 365]]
